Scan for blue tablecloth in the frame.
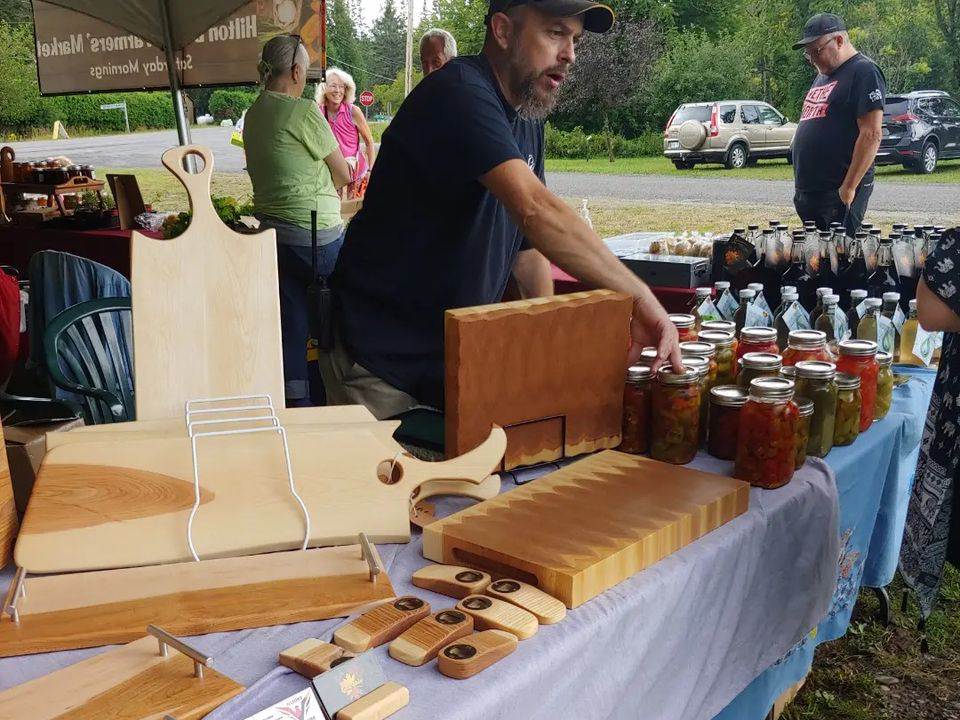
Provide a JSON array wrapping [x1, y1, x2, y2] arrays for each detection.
[[714, 365, 936, 720]]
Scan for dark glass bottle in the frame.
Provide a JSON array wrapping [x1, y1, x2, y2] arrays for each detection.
[[782, 235, 815, 310], [775, 291, 799, 350], [867, 237, 902, 299], [734, 289, 756, 333], [815, 230, 839, 290], [832, 223, 849, 275], [758, 228, 781, 308], [846, 289, 868, 335], [808, 287, 833, 329], [838, 232, 869, 311]]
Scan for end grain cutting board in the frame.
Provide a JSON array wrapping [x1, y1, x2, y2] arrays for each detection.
[[16, 425, 506, 573], [0, 420, 17, 568], [131, 145, 285, 420], [423, 451, 750, 608]]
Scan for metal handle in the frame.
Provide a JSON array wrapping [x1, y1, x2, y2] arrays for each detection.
[[148, 624, 211, 678]]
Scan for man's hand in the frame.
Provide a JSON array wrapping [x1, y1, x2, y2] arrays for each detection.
[[838, 183, 855, 207], [627, 299, 683, 374]]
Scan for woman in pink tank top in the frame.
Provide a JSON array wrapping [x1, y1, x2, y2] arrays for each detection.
[[317, 68, 376, 199]]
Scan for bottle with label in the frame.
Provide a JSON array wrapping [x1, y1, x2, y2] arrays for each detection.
[[899, 299, 925, 366], [714, 280, 737, 321], [857, 298, 882, 343], [775, 285, 797, 319], [781, 233, 815, 310], [832, 223, 849, 275], [688, 287, 714, 331], [867, 237, 902, 299], [774, 291, 800, 350], [814, 294, 842, 342], [839, 232, 869, 310], [881, 291, 902, 361], [747, 224, 761, 252], [734, 289, 757, 333], [846, 289, 868, 335], [808, 287, 833, 329], [815, 231, 839, 290], [758, 228, 781, 306]]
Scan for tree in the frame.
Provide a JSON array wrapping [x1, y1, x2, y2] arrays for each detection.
[[364, 0, 405, 85], [422, 0, 488, 56], [0, 0, 29, 23], [933, 0, 960, 87], [558, 18, 664, 160], [371, 67, 422, 115], [327, 0, 366, 90]]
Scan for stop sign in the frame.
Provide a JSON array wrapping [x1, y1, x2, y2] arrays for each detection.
[[359, 90, 375, 107]]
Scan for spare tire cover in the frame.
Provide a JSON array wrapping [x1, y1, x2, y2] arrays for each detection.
[[678, 120, 708, 150]]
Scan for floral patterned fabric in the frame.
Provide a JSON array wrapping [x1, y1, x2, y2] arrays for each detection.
[[900, 227, 960, 618]]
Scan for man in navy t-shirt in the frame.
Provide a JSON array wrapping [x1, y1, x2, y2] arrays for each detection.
[[792, 13, 886, 235], [325, 0, 682, 418]]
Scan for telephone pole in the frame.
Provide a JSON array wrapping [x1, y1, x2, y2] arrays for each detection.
[[404, 0, 414, 97]]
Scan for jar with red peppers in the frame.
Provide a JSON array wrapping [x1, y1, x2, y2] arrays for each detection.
[[782, 330, 832, 366], [619, 365, 652, 455], [698, 330, 736, 386], [836, 339, 879, 433], [708, 385, 748, 460], [669, 314, 699, 343], [736, 327, 779, 365], [703, 320, 738, 362], [733, 377, 799, 489], [651, 366, 702, 465], [794, 399, 814, 470], [680, 341, 718, 388], [737, 352, 783, 389]]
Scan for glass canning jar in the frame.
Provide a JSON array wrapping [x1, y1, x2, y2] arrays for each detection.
[[734, 377, 800, 489], [619, 365, 652, 454], [651, 365, 702, 465], [793, 360, 838, 458]]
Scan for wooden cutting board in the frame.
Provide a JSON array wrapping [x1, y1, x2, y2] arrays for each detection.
[[0, 420, 17, 569], [131, 145, 284, 420], [445, 290, 632, 470], [0, 545, 394, 657], [16, 425, 506, 573], [423, 451, 750, 608], [0, 635, 243, 719]]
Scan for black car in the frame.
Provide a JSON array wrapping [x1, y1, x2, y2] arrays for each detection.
[[877, 90, 960, 173]]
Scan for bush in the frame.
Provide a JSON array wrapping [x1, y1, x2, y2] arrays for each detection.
[[546, 124, 662, 160], [209, 89, 257, 122]]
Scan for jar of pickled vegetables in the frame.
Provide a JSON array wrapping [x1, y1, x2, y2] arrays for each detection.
[[779, 365, 797, 382], [680, 341, 718, 387], [834, 372, 862, 446], [875, 351, 894, 420], [698, 330, 737, 386], [794, 398, 814, 470], [836, 339, 879, 433], [707, 385, 747, 460], [793, 360, 838, 458], [670, 314, 699, 343], [651, 366, 702, 465], [682, 356, 711, 444], [703, 320, 738, 360], [782, 330, 832, 366], [619, 365, 652, 454], [737, 327, 779, 364], [737, 352, 783, 389], [733, 377, 800, 489]]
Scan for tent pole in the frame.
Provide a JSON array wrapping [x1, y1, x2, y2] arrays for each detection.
[[159, 0, 192, 147]]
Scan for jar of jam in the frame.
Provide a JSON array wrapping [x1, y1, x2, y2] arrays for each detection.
[[875, 351, 894, 420], [708, 385, 747, 460], [782, 330, 832, 366], [698, 330, 736, 386], [680, 341, 718, 387], [834, 372, 862, 446], [620, 365, 652, 454], [737, 327, 779, 364], [734, 377, 799, 489], [737, 352, 783, 389], [651, 366, 702, 465], [703, 320, 738, 361], [670, 314, 699, 343], [836, 339, 879, 432], [793, 360, 838, 458], [794, 398, 814, 470]]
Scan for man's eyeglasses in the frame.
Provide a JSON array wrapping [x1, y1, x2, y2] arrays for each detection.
[[803, 34, 838, 60]]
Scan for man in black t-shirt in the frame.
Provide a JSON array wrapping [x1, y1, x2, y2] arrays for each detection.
[[792, 13, 886, 235], [324, 0, 682, 418]]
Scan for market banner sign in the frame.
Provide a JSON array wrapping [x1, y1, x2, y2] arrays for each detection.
[[32, 0, 324, 94]]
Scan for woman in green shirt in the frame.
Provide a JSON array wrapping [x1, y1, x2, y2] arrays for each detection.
[[244, 35, 350, 406]]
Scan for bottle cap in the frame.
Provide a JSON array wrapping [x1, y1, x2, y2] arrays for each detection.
[[739, 289, 756, 299], [850, 289, 868, 300], [882, 292, 901, 302]]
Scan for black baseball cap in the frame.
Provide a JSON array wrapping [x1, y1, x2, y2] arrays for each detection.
[[486, 0, 615, 33], [793, 13, 847, 49]]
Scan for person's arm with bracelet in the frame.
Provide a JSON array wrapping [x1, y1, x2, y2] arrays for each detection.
[[839, 109, 883, 206], [482, 159, 682, 371], [352, 105, 377, 172]]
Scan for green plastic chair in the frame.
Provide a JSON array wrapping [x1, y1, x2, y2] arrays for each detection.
[[42, 297, 134, 425]]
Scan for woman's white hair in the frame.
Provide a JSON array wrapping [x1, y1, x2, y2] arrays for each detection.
[[316, 67, 356, 106]]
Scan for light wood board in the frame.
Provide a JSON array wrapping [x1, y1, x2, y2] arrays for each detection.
[[0, 420, 16, 569], [16, 426, 506, 573], [0, 635, 244, 719], [424, 451, 750, 608], [0, 545, 395, 657], [131, 145, 285, 420], [445, 290, 632, 470]]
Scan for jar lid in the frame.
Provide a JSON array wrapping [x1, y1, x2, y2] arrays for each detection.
[[779, 366, 797, 380], [882, 292, 900, 302], [749, 376, 795, 400], [788, 329, 826, 349], [669, 313, 696, 329], [836, 371, 862, 389], [740, 352, 783, 371], [698, 330, 734, 348], [710, 385, 748, 407], [795, 360, 837, 380], [795, 398, 814, 417], [639, 347, 659, 363], [656, 365, 700, 385], [702, 320, 735, 334], [877, 351, 893, 367], [680, 341, 717, 358], [839, 339, 878, 357], [850, 289, 868, 299], [627, 365, 652, 382], [682, 356, 711, 377], [740, 326, 777, 343]]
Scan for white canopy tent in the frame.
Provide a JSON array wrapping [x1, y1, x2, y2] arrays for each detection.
[[35, 0, 252, 146]]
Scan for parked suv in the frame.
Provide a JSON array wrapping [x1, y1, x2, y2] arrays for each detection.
[[663, 101, 797, 170], [878, 90, 960, 174]]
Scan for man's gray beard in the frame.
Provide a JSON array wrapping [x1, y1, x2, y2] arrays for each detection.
[[515, 74, 558, 120]]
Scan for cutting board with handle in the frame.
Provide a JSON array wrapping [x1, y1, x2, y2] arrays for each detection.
[[130, 145, 285, 420], [16, 425, 506, 573], [0, 419, 17, 569], [423, 450, 750, 608]]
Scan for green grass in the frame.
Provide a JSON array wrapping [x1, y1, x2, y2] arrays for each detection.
[[545, 155, 960, 184]]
